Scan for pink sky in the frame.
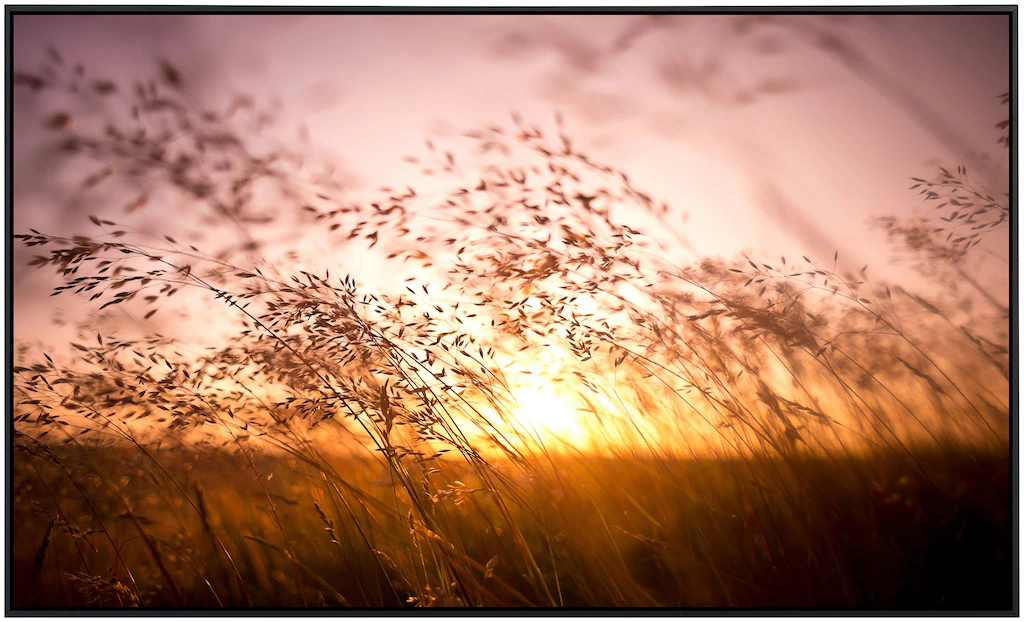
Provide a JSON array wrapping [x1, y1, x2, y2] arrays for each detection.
[[12, 13, 1011, 349]]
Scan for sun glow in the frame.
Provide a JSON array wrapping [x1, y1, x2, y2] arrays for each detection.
[[510, 385, 587, 447]]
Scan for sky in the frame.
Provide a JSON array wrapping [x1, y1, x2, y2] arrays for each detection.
[[11, 12, 1012, 349]]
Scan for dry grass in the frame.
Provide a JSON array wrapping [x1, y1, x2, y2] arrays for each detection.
[[11, 54, 1011, 610], [11, 445, 1012, 609]]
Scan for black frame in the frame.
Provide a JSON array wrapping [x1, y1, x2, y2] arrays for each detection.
[[4, 5, 1018, 616]]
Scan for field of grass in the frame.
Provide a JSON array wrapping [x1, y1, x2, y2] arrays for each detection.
[[11, 443, 1012, 609], [10, 49, 1012, 611]]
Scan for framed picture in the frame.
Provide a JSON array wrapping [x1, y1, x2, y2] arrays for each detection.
[[7, 5, 1016, 615]]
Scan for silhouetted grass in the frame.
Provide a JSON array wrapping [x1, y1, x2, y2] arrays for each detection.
[[11, 52, 1011, 610]]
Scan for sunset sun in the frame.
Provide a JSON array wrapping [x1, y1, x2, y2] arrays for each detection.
[[511, 385, 585, 444]]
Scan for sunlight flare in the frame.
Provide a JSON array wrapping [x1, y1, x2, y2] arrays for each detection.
[[511, 384, 587, 447]]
